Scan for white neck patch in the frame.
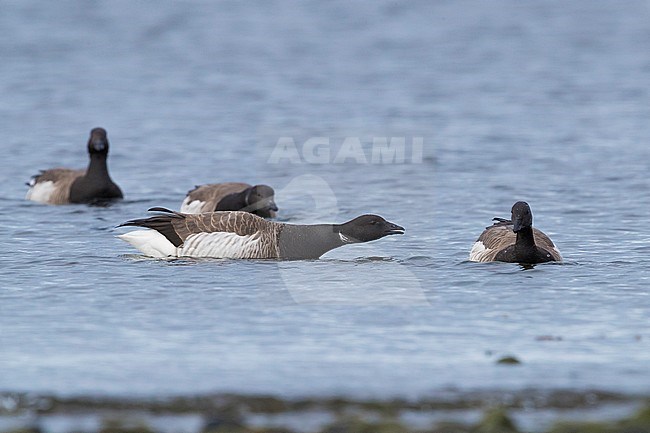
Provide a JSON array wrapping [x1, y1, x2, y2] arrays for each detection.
[[339, 232, 353, 243]]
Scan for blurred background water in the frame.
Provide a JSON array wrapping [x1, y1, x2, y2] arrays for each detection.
[[0, 0, 649, 401]]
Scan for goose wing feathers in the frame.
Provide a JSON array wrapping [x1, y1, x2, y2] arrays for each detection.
[[26, 168, 85, 204], [119, 208, 281, 258], [31, 168, 85, 184], [183, 182, 250, 212]]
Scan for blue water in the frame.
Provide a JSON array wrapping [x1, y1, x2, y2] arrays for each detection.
[[1, 0, 649, 399]]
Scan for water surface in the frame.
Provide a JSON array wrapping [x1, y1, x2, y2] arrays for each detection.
[[1, 0, 649, 400]]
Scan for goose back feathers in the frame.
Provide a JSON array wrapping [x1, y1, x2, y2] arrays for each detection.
[[118, 208, 404, 260], [26, 128, 123, 205], [180, 182, 278, 217], [469, 202, 561, 264]]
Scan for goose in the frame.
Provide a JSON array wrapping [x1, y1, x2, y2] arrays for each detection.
[[25, 127, 123, 205], [118, 207, 404, 260], [180, 182, 278, 217], [469, 201, 562, 263]]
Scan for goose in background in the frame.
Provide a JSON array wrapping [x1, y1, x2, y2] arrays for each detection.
[[181, 182, 277, 217], [469, 201, 561, 264], [25, 127, 123, 205]]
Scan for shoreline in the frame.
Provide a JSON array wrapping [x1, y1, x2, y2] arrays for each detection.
[[1, 388, 649, 432]]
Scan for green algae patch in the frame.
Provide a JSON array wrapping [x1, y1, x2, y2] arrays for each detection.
[[548, 421, 616, 433], [99, 419, 156, 433], [548, 403, 650, 433], [321, 416, 410, 433], [472, 407, 519, 433], [496, 356, 521, 365]]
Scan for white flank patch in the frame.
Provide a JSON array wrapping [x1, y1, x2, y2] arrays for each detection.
[[469, 241, 492, 262], [180, 197, 207, 214], [179, 232, 261, 258], [118, 230, 177, 258], [25, 180, 56, 204]]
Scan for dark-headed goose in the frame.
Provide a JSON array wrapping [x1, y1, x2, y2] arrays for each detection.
[[118, 208, 404, 260], [25, 127, 123, 205], [181, 182, 278, 217], [469, 201, 562, 264]]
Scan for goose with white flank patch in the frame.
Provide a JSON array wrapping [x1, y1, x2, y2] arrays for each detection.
[[469, 201, 562, 264], [26, 128, 123, 205], [118, 207, 404, 260], [180, 182, 278, 217]]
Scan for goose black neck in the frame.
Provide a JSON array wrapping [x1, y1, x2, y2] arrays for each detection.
[[85, 153, 111, 180], [515, 226, 536, 248], [278, 224, 346, 260]]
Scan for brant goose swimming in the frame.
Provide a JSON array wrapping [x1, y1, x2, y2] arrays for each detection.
[[118, 207, 404, 260], [180, 182, 278, 217], [25, 127, 123, 205], [469, 201, 562, 263]]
